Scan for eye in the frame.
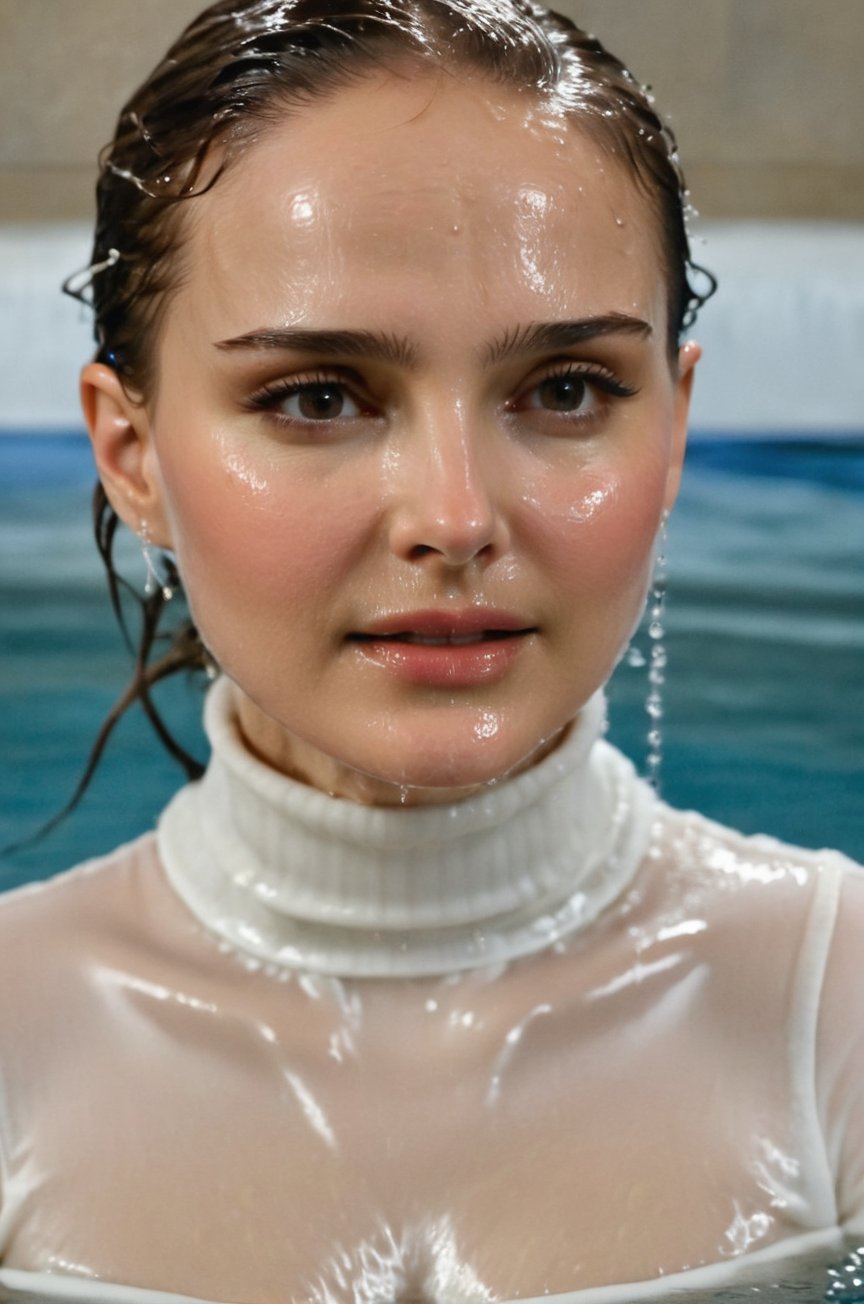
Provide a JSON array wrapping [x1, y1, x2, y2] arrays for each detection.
[[278, 381, 365, 422], [529, 373, 593, 414], [512, 363, 638, 426], [245, 374, 376, 427]]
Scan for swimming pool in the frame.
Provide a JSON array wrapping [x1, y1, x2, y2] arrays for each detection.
[[1, 432, 861, 891]]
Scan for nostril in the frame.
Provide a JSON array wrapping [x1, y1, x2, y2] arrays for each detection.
[[389, 495, 508, 568], [407, 539, 496, 566]]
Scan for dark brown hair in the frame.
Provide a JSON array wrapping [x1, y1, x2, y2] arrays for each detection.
[[65, 0, 715, 793]]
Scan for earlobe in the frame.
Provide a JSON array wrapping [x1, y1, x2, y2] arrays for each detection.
[[663, 340, 701, 512], [80, 362, 172, 545]]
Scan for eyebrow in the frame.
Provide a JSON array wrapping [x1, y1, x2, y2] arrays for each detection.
[[481, 314, 652, 366], [214, 328, 418, 368], [213, 312, 651, 369]]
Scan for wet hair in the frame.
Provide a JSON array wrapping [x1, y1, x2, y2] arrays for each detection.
[[63, 0, 715, 802]]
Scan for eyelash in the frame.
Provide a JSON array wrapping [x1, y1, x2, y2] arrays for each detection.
[[511, 362, 639, 413], [244, 369, 373, 421], [244, 361, 639, 428]]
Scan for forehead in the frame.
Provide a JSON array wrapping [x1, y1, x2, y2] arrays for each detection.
[[169, 69, 667, 343]]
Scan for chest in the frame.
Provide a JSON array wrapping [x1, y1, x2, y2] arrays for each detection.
[[2, 947, 804, 1302]]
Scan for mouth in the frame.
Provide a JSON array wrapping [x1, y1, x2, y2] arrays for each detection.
[[347, 612, 536, 687], [351, 609, 536, 644], [350, 629, 531, 647]]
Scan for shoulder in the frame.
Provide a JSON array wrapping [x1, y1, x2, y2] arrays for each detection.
[[656, 800, 861, 898], [817, 853, 864, 1009], [0, 833, 162, 969], [647, 802, 862, 984]]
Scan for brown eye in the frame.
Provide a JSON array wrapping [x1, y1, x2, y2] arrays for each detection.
[[290, 384, 351, 421], [536, 374, 589, 413]]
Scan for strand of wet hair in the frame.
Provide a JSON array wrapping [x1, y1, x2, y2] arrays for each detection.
[[91, 481, 207, 781], [4, 488, 206, 854]]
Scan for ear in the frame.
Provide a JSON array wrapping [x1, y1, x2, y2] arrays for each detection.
[[663, 340, 701, 512], [80, 363, 173, 547]]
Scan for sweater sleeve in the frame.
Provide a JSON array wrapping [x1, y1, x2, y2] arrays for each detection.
[[815, 855, 864, 1232]]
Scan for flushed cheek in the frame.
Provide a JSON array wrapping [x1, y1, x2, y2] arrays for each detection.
[[523, 464, 664, 608], [156, 444, 362, 635]]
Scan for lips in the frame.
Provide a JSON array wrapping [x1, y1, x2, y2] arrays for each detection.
[[348, 611, 536, 687], [368, 630, 518, 646], [352, 610, 535, 642]]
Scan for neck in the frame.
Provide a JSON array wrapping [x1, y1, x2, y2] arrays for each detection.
[[157, 677, 656, 978]]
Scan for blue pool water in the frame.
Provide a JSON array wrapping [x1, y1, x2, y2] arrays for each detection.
[[0, 433, 861, 890]]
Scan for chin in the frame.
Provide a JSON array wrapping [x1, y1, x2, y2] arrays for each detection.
[[353, 717, 568, 799], [233, 679, 581, 805]]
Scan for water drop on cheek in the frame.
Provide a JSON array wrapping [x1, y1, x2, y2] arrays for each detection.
[[573, 488, 611, 522], [542, 487, 611, 526], [472, 714, 500, 743], [224, 454, 269, 496]]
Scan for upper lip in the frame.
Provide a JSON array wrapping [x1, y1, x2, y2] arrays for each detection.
[[355, 609, 536, 639]]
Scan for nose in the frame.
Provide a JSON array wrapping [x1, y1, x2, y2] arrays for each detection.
[[387, 414, 510, 568]]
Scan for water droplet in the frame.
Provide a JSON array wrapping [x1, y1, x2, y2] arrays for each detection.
[[642, 519, 669, 791], [825, 1244, 864, 1300]]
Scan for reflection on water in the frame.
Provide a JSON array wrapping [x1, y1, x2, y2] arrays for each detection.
[[670, 1240, 864, 1301], [825, 1244, 864, 1301], [1, 1241, 864, 1302], [672, 1242, 857, 1300]]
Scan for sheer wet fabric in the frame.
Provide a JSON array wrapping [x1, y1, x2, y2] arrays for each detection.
[[1, 679, 862, 1304]]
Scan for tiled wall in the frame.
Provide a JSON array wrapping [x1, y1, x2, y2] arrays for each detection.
[[1, 0, 863, 221], [0, 223, 94, 429], [1, 3, 863, 434]]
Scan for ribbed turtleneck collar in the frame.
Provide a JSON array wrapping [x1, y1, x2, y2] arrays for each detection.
[[156, 678, 655, 978]]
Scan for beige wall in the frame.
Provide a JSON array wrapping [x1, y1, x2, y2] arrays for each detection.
[[1, 0, 862, 222]]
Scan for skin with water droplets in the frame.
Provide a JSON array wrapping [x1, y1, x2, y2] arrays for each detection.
[[90, 68, 697, 807]]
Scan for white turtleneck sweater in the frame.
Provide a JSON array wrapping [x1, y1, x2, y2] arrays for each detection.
[[158, 682, 654, 980], [0, 678, 862, 1304]]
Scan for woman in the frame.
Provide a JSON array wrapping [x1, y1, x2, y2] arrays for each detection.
[[1, 2, 862, 1301]]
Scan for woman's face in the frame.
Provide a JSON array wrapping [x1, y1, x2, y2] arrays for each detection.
[[94, 68, 698, 804]]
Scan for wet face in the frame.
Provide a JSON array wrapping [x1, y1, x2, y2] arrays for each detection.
[[93, 69, 698, 804]]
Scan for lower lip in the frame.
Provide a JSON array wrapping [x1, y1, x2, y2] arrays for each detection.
[[350, 634, 530, 687]]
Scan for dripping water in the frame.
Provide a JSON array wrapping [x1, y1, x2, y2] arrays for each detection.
[[625, 522, 668, 792], [644, 526, 668, 793]]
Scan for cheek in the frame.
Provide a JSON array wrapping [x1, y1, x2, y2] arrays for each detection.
[[523, 454, 666, 612], [155, 441, 366, 630]]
